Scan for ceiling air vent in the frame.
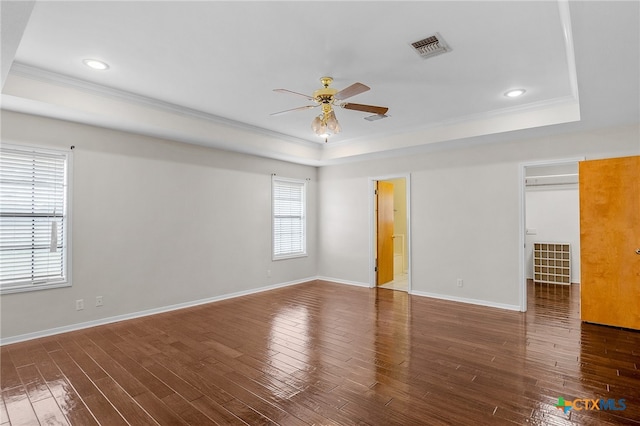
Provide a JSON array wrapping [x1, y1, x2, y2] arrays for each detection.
[[410, 33, 450, 59]]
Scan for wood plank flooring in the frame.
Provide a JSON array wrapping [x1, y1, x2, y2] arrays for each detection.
[[2, 280, 639, 425]]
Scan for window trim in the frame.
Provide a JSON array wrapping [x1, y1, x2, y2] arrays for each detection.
[[0, 143, 73, 294], [272, 176, 307, 261]]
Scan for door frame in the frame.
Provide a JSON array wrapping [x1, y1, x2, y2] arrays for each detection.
[[518, 157, 584, 312], [368, 173, 412, 292]]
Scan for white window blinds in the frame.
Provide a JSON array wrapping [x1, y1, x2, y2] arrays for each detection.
[[272, 177, 306, 259], [0, 145, 70, 293]]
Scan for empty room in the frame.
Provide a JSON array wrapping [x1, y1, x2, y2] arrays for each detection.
[[1, 1, 639, 425]]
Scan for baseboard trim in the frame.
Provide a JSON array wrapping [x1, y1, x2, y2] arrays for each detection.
[[0, 277, 316, 346], [316, 276, 371, 288], [410, 290, 521, 312], [2, 278, 523, 345]]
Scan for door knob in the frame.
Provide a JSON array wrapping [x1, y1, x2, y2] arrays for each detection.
[[636, 248, 640, 255]]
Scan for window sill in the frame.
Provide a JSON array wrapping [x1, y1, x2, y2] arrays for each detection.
[[1, 281, 71, 295], [273, 253, 308, 261]]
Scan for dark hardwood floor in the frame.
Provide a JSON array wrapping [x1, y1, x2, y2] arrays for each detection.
[[1, 280, 639, 425]]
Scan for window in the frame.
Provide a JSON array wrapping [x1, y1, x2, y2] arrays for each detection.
[[0, 144, 71, 294], [272, 176, 306, 260]]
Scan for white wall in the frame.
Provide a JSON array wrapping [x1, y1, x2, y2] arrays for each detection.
[[0, 111, 318, 340], [2, 110, 638, 340], [318, 124, 639, 309], [525, 185, 580, 282]]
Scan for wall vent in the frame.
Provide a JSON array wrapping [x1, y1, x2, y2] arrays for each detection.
[[410, 33, 451, 59], [364, 114, 388, 122]]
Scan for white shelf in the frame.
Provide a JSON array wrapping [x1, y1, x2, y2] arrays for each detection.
[[533, 242, 571, 285]]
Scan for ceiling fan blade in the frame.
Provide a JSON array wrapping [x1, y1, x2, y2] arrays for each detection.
[[270, 105, 318, 116], [342, 103, 389, 115], [334, 82, 370, 100], [273, 88, 315, 101]]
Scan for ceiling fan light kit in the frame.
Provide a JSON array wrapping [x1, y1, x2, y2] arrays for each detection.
[[273, 76, 388, 142]]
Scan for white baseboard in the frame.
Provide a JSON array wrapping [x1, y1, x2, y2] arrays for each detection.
[[410, 290, 521, 312], [2, 278, 523, 345], [316, 276, 371, 288], [0, 277, 316, 346]]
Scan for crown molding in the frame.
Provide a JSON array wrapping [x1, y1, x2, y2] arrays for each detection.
[[9, 62, 319, 149], [558, 0, 580, 101], [327, 93, 580, 150]]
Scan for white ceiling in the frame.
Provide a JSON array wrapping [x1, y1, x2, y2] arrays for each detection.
[[1, 1, 638, 166]]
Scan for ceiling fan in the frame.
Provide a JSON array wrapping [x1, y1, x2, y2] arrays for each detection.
[[272, 77, 389, 141]]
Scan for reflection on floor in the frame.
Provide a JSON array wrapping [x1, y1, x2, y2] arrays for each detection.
[[378, 273, 408, 291], [2, 279, 639, 425]]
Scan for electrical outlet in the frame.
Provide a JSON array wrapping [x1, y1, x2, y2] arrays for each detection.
[[457, 279, 463, 288], [95, 296, 103, 307], [76, 299, 84, 311], [267, 269, 271, 277]]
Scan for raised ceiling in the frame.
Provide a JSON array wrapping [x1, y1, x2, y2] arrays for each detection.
[[1, 1, 638, 165]]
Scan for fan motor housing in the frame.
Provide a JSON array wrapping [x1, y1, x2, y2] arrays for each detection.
[[313, 88, 337, 103]]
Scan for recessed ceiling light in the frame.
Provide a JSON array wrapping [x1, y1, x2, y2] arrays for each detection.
[[504, 89, 526, 98], [83, 59, 109, 70]]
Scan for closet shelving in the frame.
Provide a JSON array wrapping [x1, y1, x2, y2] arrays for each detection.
[[533, 242, 571, 285]]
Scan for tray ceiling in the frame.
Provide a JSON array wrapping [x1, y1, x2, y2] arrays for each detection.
[[1, 1, 638, 165]]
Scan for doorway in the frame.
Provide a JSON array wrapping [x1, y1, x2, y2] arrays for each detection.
[[370, 174, 411, 292], [519, 158, 583, 311]]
